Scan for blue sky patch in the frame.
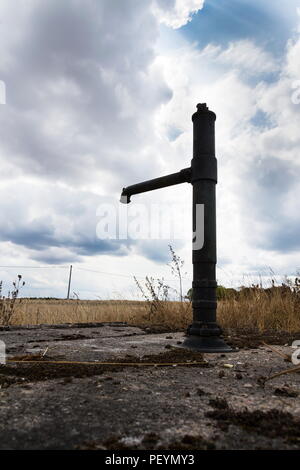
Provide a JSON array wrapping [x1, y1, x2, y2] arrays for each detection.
[[180, 0, 299, 57], [166, 125, 183, 141], [250, 110, 275, 130]]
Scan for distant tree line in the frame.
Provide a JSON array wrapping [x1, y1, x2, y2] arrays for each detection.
[[186, 277, 300, 301]]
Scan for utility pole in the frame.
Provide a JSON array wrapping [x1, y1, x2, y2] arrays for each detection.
[[67, 264, 73, 300], [120, 103, 234, 353]]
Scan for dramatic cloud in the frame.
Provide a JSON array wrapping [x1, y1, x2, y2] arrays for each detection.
[[154, 19, 300, 282], [0, 0, 299, 297], [0, 181, 133, 264], [0, 0, 172, 188], [153, 0, 205, 28]]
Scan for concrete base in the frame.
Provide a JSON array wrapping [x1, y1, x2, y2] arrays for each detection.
[[0, 322, 299, 450]]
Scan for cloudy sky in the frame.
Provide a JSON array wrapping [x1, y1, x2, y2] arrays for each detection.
[[0, 0, 299, 299]]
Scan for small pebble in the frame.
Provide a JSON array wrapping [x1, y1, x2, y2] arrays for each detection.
[[62, 377, 73, 384], [21, 384, 32, 389]]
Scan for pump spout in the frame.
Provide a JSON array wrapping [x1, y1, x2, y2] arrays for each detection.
[[120, 167, 191, 204], [120, 189, 131, 204]]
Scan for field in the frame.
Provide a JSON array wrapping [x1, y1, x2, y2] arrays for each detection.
[[2, 284, 300, 332]]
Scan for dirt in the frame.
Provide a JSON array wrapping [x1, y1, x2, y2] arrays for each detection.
[[274, 386, 299, 398], [223, 328, 300, 349], [26, 334, 90, 343], [139, 324, 178, 334], [206, 398, 300, 445], [78, 433, 216, 451], [141, 325, 300, 350], [78, 433, 162, 450], [0, 359, 125, 386], [140, 347, 208, 364], [0, 348, 210, 388], [160, 435, 216, 451]]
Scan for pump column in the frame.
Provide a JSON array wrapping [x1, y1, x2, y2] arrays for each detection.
[[182, 104, 233, 352]]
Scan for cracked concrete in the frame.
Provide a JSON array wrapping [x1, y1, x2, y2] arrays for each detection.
[[0, 323, 299, 450]]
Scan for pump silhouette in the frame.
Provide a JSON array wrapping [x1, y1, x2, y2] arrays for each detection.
[[121, 104, 234, 352]]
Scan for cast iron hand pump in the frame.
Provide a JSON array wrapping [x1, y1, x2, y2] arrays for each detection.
[[120, 104, 233, 352]]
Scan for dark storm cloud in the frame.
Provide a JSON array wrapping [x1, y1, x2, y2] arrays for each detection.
[[134, 239, 186, 264], [154, 0, 176, 11], [31, 250, 81, 265], [245, 157, 297, 215], [0, 181, 178, 264], [266, 221, 300, 253], [0, 180, 137, 262], [135, 240, 172, 263], [239, 156, 300, 253], [0, 0, 176, 266], [0, 0, 172, 187], [0, 213, 132, 260]]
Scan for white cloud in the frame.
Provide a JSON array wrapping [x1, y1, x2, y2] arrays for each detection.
[[152, 0, 205, 29], [153, 29, 300, 284], [217, 40, 280, 76], [0, 0, 299, 298], [0, 0, 204, 297], [0, 0, 172, 190]]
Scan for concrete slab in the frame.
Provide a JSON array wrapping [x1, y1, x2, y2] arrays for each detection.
[[0, 323, 299, 450]]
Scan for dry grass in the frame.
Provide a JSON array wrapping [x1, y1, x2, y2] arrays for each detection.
[[2, 286, 299, 333], [1, 257, 299, 332], [218, 287, 300, 332], [0, 258, 300, 333], [9, 299, 148, 326], [7, 298, 192, 330]]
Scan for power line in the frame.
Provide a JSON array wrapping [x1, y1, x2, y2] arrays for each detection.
[[0, 265, 69, 269], [76, 266, 191, 283], [66, 265, 73, 299], [77, 266, 147, 279], [0, 264, 192, 283]]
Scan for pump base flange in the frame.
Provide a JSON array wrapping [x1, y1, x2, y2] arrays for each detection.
[[181, 334, 237, 353]]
